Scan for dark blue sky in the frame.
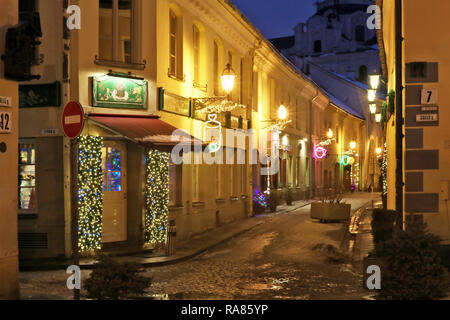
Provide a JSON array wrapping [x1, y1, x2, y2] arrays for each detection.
[[232, 0, 317, 39]]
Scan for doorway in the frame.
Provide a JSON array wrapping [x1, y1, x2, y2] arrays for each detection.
[[101, 141, 127, 243]]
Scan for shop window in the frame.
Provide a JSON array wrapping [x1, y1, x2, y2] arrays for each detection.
[[192, 164, 199, 201], [19, 141, 37, 211], [169, 161, 182, 206], [169, 8, 183, 80], [99, 0, 139, 64], [102, 147, 122, 192]]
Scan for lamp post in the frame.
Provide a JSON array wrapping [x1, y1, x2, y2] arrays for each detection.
[[221, 63, 236, 95]]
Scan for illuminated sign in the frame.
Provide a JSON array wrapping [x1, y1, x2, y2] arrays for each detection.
[[314, 146, 327, 159], [93, 75, 148, 109]]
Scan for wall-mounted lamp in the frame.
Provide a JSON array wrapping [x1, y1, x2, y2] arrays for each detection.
[[369, 70, 380, 90], [221, 63, 236, 94], [375, 113, 382, 123], [368, 89, 376, 102], [369, 103, 377, 114], [350, 141, 357, 150]]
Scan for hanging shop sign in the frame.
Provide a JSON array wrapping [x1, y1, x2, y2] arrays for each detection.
[[158, 88, 191, 117], [204, 113, 222, 153], [313, 146, 327, 159], [19, 82, 61, 108], [93, 75, 147, 109], [0, 111, 12, 133]]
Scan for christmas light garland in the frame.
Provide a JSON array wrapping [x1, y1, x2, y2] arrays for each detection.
[[381, 143, 388, 196], [77, 135, 104, 251], [144, 149, 169, 244]]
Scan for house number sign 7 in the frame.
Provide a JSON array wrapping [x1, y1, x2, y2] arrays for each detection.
[[421, 88, 437, 105]]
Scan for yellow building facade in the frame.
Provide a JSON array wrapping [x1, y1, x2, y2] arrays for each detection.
[[380, 0, 450, 243], [15, 0, 382, 260], [0, 0, 20, 299]]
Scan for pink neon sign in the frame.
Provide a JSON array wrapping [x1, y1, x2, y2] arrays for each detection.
[[314, 146, 327, 159]]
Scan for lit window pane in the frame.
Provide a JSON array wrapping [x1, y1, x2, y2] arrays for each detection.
[[108, 171, 122, 192]]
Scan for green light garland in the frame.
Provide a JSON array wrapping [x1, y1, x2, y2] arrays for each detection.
[[144, 149, 169, 244], [381, 142, 387, 196], [77, 135, 104, 251]]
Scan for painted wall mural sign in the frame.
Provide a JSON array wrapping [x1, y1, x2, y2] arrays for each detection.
[[93, 75, 147, 109], [314, 146, 327, 159]]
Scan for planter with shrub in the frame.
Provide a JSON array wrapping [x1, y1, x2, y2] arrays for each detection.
[[311, 188, 350, 222], [267, 191, 280, 212], [371, 209, 398, 255], [284, 187, 294, 206], [252, 190, 267, 214], [84, 254, 152, 300], [375, 222, 448, 300]]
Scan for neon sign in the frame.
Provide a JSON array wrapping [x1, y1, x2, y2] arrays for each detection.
[[340, 155, 350, 166], [314, 146, 327, 159]]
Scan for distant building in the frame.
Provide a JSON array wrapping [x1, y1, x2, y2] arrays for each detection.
[[271, 0, 380, 84]]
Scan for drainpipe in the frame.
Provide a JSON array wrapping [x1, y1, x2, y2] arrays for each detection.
[[395, 0, 404, 229]]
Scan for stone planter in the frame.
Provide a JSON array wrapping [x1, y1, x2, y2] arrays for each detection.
[[310, 202, 351, 222]]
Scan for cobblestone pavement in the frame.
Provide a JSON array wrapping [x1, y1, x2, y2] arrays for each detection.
[[20, 204, 370, 300]]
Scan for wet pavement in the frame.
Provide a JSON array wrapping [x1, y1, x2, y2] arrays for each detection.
[[20, 194, 376, 300]]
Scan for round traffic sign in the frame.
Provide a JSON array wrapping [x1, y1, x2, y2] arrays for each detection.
[[62, 101, 84, 139]]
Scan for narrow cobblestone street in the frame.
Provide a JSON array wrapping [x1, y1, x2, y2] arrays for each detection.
[[20, 196, 374, 300]]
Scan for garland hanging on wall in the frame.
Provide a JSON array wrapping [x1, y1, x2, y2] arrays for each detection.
[[144, 149, 169, 244], [381, 142, 388, 197], [77, 135, 104, 252]]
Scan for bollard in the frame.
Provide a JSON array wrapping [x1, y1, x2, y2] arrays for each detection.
[[165, 220, 176, 256]]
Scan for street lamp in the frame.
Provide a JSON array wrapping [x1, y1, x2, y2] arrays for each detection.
[[327, 128, 334, 139], [369, 103, 377, 114], [350, 141, 357, 150], [369, 70, 381, 90], [375, 113, 382, 123], [278, 105, 287, 120], [368, 89, 376, 102], [221, 63, 236, 94], [376, 147, 382, 155]]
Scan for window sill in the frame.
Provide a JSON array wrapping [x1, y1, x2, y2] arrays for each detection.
[[241, 195, 248, 200], [230, 196, 240, 202], [168, 70, 185, 82], [94, 56, 146, 70], [168, 205, 184, 211], [192, 201, 205, 208], [216, 198, 227, 204]]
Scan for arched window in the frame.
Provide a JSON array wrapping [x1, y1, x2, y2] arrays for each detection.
[[358, 65, 368, 84], [314, 40, 322, 53]]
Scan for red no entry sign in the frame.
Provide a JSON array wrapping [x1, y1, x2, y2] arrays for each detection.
[[62, 101, 84, 139]]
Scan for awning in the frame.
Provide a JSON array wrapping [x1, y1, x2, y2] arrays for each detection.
[[87, 113, 203, 152]]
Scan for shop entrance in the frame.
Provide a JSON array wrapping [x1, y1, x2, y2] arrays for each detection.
[[102, 141, 127, 243]]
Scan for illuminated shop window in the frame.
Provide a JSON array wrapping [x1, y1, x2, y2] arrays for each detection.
[[102, 147, 122, 192], [19, 142, 37, 211]]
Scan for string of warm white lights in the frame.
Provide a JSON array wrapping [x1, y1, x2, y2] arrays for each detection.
[[77, 135, 104, 252], [202, 101, 247, 114], [144, 149, 169, 244]]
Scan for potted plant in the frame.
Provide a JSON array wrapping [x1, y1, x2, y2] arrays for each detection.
[[311, 187, 351, 222], [284, 187, 294, 206], [252, 189, 267, 214], [267, 191, 280, 213]]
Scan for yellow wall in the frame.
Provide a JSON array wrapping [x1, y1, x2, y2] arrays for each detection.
[[383, 0, 450, 242], [0, 0, 19, 299]]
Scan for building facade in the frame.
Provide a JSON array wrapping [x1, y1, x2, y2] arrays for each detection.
[[0, 0, 20, 299], [15, 0, 381, 260], [379, 0, 450, 243]]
